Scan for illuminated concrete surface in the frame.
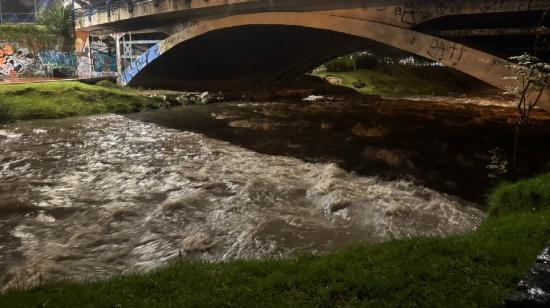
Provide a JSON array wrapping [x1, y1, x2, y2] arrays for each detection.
[[75, 0, 550, 111]]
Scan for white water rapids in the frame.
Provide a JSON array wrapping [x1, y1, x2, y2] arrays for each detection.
[[0, 114, 484, 291]]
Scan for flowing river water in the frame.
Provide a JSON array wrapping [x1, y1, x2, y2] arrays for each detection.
[[0, 98, 508, 291]]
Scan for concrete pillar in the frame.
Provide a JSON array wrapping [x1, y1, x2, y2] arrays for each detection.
[[88, 32, 94, 78], [115, 33, 123, 77]]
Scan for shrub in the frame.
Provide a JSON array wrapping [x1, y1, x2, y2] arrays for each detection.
[[325, 57, 355, 72], [0, 24, 60, 51], [37, 0, 74, 51], [96, 80, 121, 89], [356, 54, 379, 70], [0, 103, 10, 123], [488, 173, 550, 216]]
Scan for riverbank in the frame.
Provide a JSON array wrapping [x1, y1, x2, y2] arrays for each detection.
[[0, 81, 165, 123], [1, 80, 550, 306], [313, 66, 492, 98], [1, 174, 549, 307], [0, 72, 499, 124]]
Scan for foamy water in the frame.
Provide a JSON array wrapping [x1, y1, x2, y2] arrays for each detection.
[[0, 114, 484, 291]]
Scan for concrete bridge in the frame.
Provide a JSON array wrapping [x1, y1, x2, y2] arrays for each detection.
[[75, 0, 550, 111]]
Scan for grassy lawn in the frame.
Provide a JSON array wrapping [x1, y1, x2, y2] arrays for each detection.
[[0, 81, 164, 123], [1, 175, 549, 307], [0, 24, 60, 49], [314, 66, 483, 98]]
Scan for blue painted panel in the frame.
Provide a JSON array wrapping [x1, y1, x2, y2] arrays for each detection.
[[92, 51, 117, 73], [38, 51, 77, 69], [119, 43, 161, 85]]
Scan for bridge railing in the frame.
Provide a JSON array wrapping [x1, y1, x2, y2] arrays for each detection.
[[75, 0, 155, 19], [0, 13, 36, 24]]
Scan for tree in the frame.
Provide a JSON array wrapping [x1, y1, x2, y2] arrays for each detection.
[[36, 0, 74, 51], [505, 52, 550, 172], [504, 9, 550, 173]]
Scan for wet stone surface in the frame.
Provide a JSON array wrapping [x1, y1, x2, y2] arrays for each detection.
[[507, 246, 550, 307]]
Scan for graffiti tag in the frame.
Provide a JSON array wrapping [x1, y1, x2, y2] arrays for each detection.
[[38, 51, 78, 69], [120, 44, 160, 85], [0, 43, 35, 77], [426, 38, 466, 65]]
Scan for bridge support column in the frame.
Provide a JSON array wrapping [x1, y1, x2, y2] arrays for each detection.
[[115, 33, 123, 77]]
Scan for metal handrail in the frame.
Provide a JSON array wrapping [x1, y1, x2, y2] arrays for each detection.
[[0, 13, 36, 24], [74, 0, 154, 18]]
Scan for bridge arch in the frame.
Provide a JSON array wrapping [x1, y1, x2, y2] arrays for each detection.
[[120, 12, 518, 92]]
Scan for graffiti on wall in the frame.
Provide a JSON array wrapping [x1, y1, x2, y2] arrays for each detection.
[[360, 0, 533, 26], [38, 51, 78, 69], [119, 43, 160, 85], [0, 43, 36, 77], [75, 31, 117, 78], [0, 31, 118, 78], [91, 39, 116, 73], [75, 31, 95, 78], [92, 50, 117, 73], [75, 31, 89, 55]]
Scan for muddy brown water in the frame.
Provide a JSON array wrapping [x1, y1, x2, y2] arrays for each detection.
[[2, 96, 549, 291]]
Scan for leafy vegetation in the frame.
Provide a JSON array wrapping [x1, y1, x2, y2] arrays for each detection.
[[95, 79, 123, 89], [314, 66, 483, 98], [489, 173, 550, 217], [355, 54, 379, 70], [0, 24, 61, 50], [0, 81, 165, 123], [325, 57, 356, 72], [36, 0, 74, 50], [1, 174, 550, 307], [505, 54, 550, 171]]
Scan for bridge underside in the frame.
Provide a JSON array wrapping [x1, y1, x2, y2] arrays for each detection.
[[123, 12, 520, 91], [118, 11, 550, 112], [129, 25, 369, 90]]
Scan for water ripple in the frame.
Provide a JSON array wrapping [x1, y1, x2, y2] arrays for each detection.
[[0, 114, 484, 291]]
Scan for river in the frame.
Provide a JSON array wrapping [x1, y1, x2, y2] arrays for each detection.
[[5, 96, 546, 291]]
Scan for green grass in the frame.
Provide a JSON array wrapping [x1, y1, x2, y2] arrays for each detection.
[[0, 81, 165, 123], [314, 66, 482, 98], [0, 24, 61, 50], [1, 174, 550, 307], [489, 173, 550, 217]]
